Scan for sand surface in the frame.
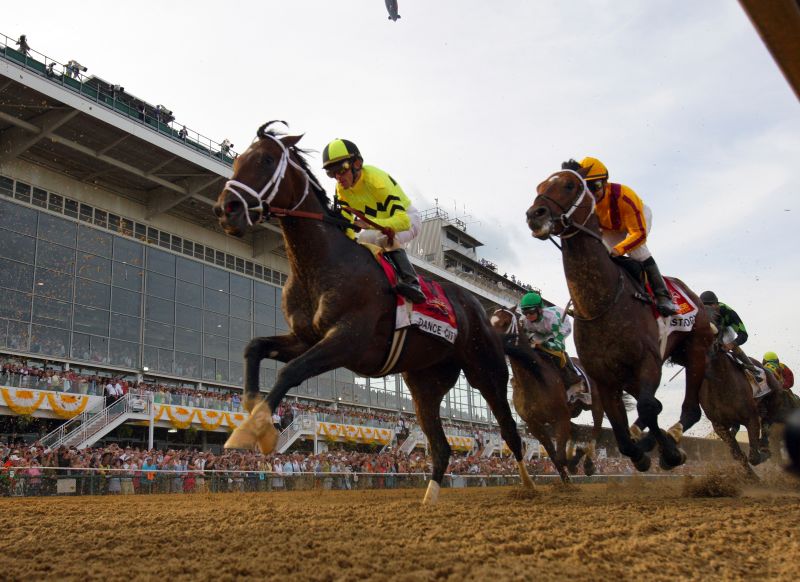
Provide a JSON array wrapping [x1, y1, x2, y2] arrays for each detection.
[[1, 478, 799, 581]]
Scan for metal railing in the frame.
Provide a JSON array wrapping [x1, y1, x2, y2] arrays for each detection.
[[0, 31, 237, 162], [276, 414, 316, 452]]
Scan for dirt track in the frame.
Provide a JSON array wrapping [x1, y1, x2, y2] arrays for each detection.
[[1, 478, 799, 581]]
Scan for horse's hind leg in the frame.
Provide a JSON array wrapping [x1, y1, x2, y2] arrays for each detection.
[[745, 412, 765, 466], [713, 422, 758, 481], [243, 334, 309, 409], [404, 362, 462, 505], [673, 336, 711, 441], [463, 360, 534, 490]]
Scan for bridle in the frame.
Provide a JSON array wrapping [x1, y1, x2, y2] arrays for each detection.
[[493, 308, 520, 337], [535, 169, 601, 243], [221, 134, 323, 226]]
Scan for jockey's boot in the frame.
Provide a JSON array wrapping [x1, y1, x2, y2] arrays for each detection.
[[642, 257, 679, 316], [731, 344, 763, 379], [563, 355, 585, 395], [385, 249, 426, 304]]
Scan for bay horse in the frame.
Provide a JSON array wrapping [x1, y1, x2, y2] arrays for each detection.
[[490, 307, 605, 481], [525, 167, 714, 471], [700, 334, 775, 479], [212, 121, 533, 503]]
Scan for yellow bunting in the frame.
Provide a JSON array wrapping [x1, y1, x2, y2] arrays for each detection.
[[164, 405, 196, 429], [1, 387, 46, 416], [198, 409, 224, 431], [45, 393, 89, 419]]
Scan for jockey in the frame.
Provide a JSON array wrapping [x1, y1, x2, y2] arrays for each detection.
[[562, 157, 678, 316], [762, 352, 794, 391], [700, 291, 762, 378], [322, 138, 425, 304], [518, 291, 584, 397]]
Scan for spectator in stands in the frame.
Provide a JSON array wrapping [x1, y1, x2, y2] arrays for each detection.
[[220, 139, 233, 156], [66, 60, 87, 79], [45, 62, 57, 78], [16, 35, 30, 56], [179, 125, 188, 140]]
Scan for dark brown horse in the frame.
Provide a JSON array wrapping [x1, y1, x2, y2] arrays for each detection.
[[700, 334, 775, 479], [490, 307, 605, 481], [212, 122, 533, 503], [526, 167, 714, 471]]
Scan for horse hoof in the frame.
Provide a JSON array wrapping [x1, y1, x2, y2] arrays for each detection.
[[659, 447, 687, 470], [423, 481, 441, 505], [584, 460, 596, 477], [633, 454, 651, 472], [224, 427, 258, 451], [637, 432, 657, 453], [224, 401, 278, 454]]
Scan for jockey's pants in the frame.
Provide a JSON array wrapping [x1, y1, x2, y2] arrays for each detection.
[[357, 206, 421, 251]]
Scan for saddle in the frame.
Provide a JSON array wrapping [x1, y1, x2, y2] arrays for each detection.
[[610, 256, 651, 305]]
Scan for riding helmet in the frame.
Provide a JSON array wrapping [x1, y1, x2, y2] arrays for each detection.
[[579, 157, 609, 181], [322, 139, 361, 168], [699, 290, 719, 305], [763, 351, 779, 363], [520, 291, 543, 310]]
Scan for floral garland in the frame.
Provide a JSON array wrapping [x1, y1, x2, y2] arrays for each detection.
[[197, 409, 224, 431], [163, 405, 196, 429], [1, 387, 47, 416], [317, 422, 393, 445], [45, 393, 90, 419]]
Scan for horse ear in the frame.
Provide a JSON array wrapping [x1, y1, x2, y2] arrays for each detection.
[[281, 134, 304, 148]]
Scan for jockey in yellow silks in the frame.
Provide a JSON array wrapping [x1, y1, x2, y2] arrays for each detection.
[[569, 157, 678, 316], [322, 138, 425, 304]]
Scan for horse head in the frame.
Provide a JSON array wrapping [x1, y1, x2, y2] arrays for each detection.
[[213, 121, 322, 237], [489, 306, 520, 336], [526, 164, 596, 239]]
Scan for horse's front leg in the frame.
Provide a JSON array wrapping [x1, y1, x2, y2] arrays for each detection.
[[637, 378, 687, 470], [242, 334, 310, 411], [599, 386, 651, 472], [226, 330, 359, 454]]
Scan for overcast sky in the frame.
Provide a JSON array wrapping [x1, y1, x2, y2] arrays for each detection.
[[4, 1, 799, 435]]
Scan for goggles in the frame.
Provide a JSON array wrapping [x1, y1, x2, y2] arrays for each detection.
[[325, 160, 352, 178], [521, 307, 541, 314]]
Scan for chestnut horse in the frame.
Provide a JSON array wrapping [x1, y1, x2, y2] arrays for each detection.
[[212, 122, 533, 503], [526, 167, 714, 471], [490, 307, 605, 481], [700, 334, 776, 479]]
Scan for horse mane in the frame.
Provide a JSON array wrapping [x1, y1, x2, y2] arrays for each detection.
[[255, 120, 336, 217], [561, 159, 582, 172]]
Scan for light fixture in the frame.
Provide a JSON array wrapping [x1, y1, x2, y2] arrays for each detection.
[[142, 366, 149, 372], [168, 428, 177, 433]]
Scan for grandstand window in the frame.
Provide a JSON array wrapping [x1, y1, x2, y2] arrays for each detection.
[[77, 254, 112, 284], [193, 243, 204, 260], [32, 296, 71, 329], [157, 348, 174, 373], [230, 317, 252, 342], [147, 227, 158, 245], [171, 235, 182, 253], [0, 229, 36, 263], [110, 313, 141, 343], [108, 213, 121, 232], [204, 247, 214, 263], [146, 271, 175, 301], [203, 333, 227, 360], [75, 278, 111, 310], [112, 262, 143, 292], [39, 212, 77, 247], [30, 324, 69, 357], [6, 320, 30, 351], [34, 268, 73, 302], [204, 311, 228, 336], [230, 296, 252, 321], [176, 256, 203, 284], [32, 187, 48, 208], [175, 304, 201, 331], [175, 280, 202, 308], [109, 339, 139, 368], [0, 176, 13, 197], [74, 305, 110, 336], [134, 223, 147, 242], [146, 247, 176, 277], [93, 209, 108, 229], [254, 323, 275, 338], [110, 287, 141, 317], [0, 258, 34, 292], [235, 257, 245, 273], [145, 295, 175, 326], [0, 320, 6, 347], [0, 290, 32, 321], [78, 226, 112, 258], [144, 320, 173, 349], [175, 326, 202, 354], [254, 281, 276, 306], [14, 181, 31, 203], [204, 288, 228, 315], [181, 239, 193, 257], [203, 357, 216, 381], [276, 309, 288, 331], [229, 339, 247, 362], [0, 199, 37, 235], [204, 264, 229, 292], [229, 362, 244, 385], [36, 240, 76, 274], [318, 373, 333, 399], [230, 273, 252, 299], [159, 231, 170, 249], [245, 261, 254, 277], [226, 254, 235, 271], [72, 333, 109, 364], [254, 264, 263, 279], [64, 199, 79, 219], [113, 236, 143, 266], [79, 203, 93, 223]]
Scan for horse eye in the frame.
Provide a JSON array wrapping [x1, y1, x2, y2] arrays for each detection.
[[225, 202, 238, 214]]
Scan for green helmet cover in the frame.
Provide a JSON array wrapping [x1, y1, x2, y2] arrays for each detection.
[[520, 292, 543, 310]]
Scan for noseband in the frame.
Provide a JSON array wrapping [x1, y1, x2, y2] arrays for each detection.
[[222, 135, 322, 226], [535, 169, 597, 239]]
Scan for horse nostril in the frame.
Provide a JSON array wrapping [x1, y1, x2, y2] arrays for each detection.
[[532, 207, 548, 218], [212, 205, 223, 218]]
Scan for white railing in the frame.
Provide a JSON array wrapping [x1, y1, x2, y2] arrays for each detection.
[[398, 428, 425, 454], [276, 414, 316, 453]]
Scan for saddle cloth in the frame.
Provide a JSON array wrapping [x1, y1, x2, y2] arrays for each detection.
[[569, 360, 592, 406], [655, 278, 699, 359], [374, 249, 458, 345], [724, 352, 771, 399]]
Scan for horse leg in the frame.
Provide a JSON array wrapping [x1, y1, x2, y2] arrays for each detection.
[[242, 334, 310, 410], [671, 343, 709, 442], [635, 369, 686, 469], [745, 413, 766, 466], [583, 398, 604, 477], [404, 363, 462, 505], [226, 331, 356, 454], [599, 386, 650, 471], [713, 422, 758, 481], [532, 426, 568, 482], [463, 361, 534, 490], [554, 421, 575, 481]]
